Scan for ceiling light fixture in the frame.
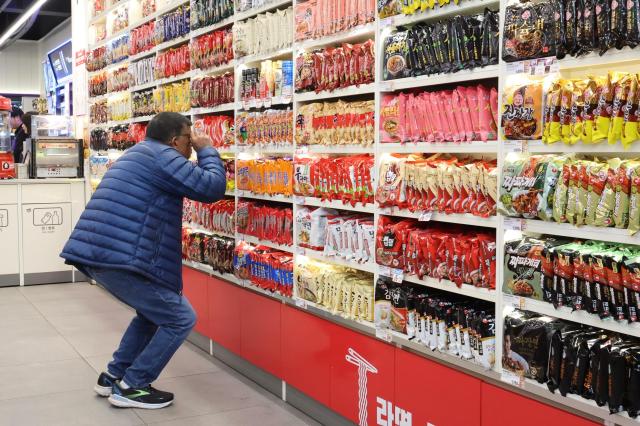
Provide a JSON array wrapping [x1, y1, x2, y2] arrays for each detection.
[[0, 0, 48, 48]]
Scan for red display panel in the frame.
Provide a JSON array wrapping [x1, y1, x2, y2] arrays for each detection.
[[208, 276, 242, 355], [182, 266, 210, 336], [330, 326, 396, 425], [282, 306, 334, 406], [394, 349, 481, 426], [240, 291, 283, 378], [481, 383, 598, 426]]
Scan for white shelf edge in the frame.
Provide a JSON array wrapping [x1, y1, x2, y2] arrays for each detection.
[[235, 46, 292, 66], [130, 115, 154, 123], [224, 190, 236, 196], [383, 65, 499, 92], [294, 22, 375, 51], [295, 83, 376, 103], [299, 249, 377, 274], [236, 232, 293, 253], [189, 61, 235, 78], [525, 140, 635, 154], [555, 47, 640, 70], [234, 0, 292, 22], [191, 103, 236, 115], [236, 144, 293, 154], [129, 49, 156, 62], [236, 191, 293, 203], [403, 275, 496, 302], [299, 197, 375, 214], [296, 144, 374, 154], [130, 81, 157, 92], [155, 33, 191, 53], [156, 72, 191, 86], [217, 146, 237, 155], [380, 207, 498, 228], [183, 223, 235, 239], [380, 0, 499, 29], [379, 140, 498, 154], [506, 295, 640, 339], [190, 15, 235, 38], [521, 218, 640, 246]]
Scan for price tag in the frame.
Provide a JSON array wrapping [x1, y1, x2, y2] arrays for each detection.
[[501, 370, 525, 388], [380, 17, 395, 29], [295, 146, 309, 155], [504, 140, 528, 153], [534, 64, 546, 76], [294, 195, 306, 204], [378, 265, 391, 277], [418, 211, 433, 222], [391, 268, 404, 283], [376, 328, 393, 342], [380, 81, 395, 92], [296, 246, 306, 255], [504, 218, 525, 231], [295, 298, 308, 309]]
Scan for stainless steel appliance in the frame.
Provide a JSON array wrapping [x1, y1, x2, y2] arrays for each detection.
[[29, 138, 84, 178]]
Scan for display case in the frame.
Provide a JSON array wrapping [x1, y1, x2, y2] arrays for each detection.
[[31, 115, 74, 138]]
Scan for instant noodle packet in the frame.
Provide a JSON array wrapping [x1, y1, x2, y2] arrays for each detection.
[[608, 73, 635, 145], [592, 73, 614, 142]]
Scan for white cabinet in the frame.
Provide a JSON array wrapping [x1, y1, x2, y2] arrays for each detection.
[[0, 204, 20, 286], [22, 203, 72, 285]]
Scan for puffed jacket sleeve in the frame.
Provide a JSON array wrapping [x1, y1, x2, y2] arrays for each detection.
[[151, 146, 227, 202]]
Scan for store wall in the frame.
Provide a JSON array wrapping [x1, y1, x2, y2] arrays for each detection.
[[38, 19, 72, 95], [0, 40, 41, 95]]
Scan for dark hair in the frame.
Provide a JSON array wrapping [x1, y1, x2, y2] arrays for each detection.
[[145, 112, 191, 144], [10, 107, 23, 118], [21, 112, 34, 135]]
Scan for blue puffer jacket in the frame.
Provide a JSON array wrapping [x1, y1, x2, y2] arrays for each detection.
[[61, 139, 226, 292]]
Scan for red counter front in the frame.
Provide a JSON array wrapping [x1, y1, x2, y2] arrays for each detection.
[[183, 266, 598, 426]]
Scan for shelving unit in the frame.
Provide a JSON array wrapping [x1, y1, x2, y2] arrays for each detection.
[[85, 0, 640, 422]]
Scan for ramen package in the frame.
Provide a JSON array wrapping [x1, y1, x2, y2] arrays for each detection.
[[499, 154, 549, 218], [609, 73, 636, 145], [502, 1, 556, 62], [383, 31, 410, 80], [502, 80, 544, 140]]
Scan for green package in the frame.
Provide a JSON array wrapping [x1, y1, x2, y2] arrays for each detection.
[[613, 160, 637, 229], [585, 161, 608, 226], [629, 164, 640, 235], [575, 161, 595, 227], [553, 160, 572, 223], [537, 155, 569, 221], [565, 161, 582, 225], [594, 158, 621, 227]]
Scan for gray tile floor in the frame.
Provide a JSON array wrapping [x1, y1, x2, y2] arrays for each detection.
[[0, 282, 320, 426]]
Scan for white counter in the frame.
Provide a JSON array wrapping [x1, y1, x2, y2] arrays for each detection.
[[0, 178, 86, 286]]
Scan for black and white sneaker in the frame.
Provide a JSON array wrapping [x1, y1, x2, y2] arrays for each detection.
[[94, 372, 118, 397], [108, 381, 174, 409]]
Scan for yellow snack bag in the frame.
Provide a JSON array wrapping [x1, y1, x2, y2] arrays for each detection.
[[581, 78, 599, 144], [592, 73, 615, 142], [543, 79, 562, 143], [622, 76, 640, 149], [570, 80, 587, 144], [560, 80, 575, 144], [608, 72, 634, 145]]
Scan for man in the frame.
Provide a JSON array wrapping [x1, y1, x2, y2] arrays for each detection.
[[10, 107, 27, 163], [60, 112, 226, 409]]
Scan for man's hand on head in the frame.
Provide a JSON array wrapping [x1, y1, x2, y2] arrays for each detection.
[[190, 131, 212, 152]]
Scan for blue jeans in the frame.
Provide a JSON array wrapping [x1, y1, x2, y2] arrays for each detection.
[[84, 266, 196, 388]]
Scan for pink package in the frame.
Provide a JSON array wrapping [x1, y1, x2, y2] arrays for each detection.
[[419, 93, 435, 142], [477, 85, 496, 141], [455, 87, 474, 142], [429, 92, 445, 142], [380, 94, 402, 143], [451, 90, 467, 142], [398, 93, 409, 143], [407, 94, 422, 142], [489, 87, 499, 136], [443, 91, 460, 142], [466, 85, 481, 140]]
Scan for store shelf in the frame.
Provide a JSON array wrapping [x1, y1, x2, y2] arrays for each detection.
[[130, 115, 154, 123], [190, 103, 236, 116], [237, 233, 293, 253], [155, 33, 191, 53], [236, 190, 293, 203], [216, 146, 237, 155], [382, 65, 499, 92], [379, 0, 499, 29], [520, 378, 640, 426], [235, 46, 293, 66], [295, 83, 376, 103], [88, 93, 108, 102], [183, 223, 235, 239], [234, 0, 292, 22], [90, 25, 131, 50], [130, 81, 157, 92], [294, 22, 376, 51], [524, 140, 633, 154], [156, 72, 191, 86], [210, 268, 239, 283], [239, 97, 292, 111], [189, 16, 235, 39], [130, 0, 190, 31], [299, 248, 377, 274], [520, 218, 640, 246], [296, 144, 374, 154], [402, 274, 496, 302], [129, 49, 157, 62], [556, 47, 640, 70], [190, 61, 235, 78], [182, 259, 214, 275], [299, 197, 375, 214], [504, 294, 640, 338], [224, 190, 235, 196], [389, 330, 498, 379], [379, 140, 498, 154], [380, 207, 498, 228], [292, 297, 376, 336], [236, 144, 293, 155]]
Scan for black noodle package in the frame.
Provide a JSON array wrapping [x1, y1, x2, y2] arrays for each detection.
[[610, 0, 628, 50], [627, 348, 640, 418], [383, 30, 411, 81], [595, 0, 611, 55], [547, 324, 582, 393], [502, 1, 556, 62], [627, 0, 640, 48], [503, 310, 560, 382], [558, 331, 603, 396], [481, 9, 500, 66]]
